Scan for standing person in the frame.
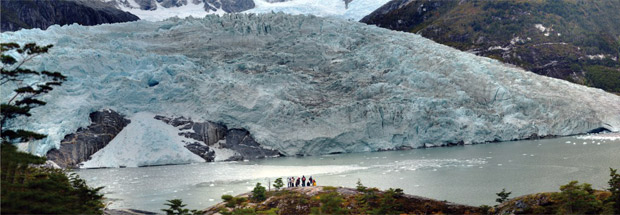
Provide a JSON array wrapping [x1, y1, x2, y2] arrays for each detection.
[[302, 175, 306, 187], [287, 177, 291, 187], [308, 176, 313, 186], [296, 177, 300, 187], [313, 179, 316, 186]]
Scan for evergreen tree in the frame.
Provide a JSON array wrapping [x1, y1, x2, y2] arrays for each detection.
[[495, 188, 511, 204], [162, 199, 190, 215], [551, 181, 613, 214], [1, 42, 66, 143], [1, 42, 104, 214], [608, 168, 620, 213], [273, 177, 284, 190], [251, 183, 267, 202]]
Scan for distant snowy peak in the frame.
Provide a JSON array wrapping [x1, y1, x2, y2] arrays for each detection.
[[113, 0, 254, 12], [106, 0, 390, 21]]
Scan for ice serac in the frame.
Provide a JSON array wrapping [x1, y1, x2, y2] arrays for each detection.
[[46, 110, 130, 168], [2, 14, 620, 164]]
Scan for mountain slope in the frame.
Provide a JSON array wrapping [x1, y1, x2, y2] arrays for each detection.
[[1, 14, 619, 166], [105, 0, 391, 21], [0, 0, 139, 32], [361, 0, 620, 93]]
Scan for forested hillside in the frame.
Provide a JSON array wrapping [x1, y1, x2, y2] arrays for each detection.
[[362, 0, 620, 93]]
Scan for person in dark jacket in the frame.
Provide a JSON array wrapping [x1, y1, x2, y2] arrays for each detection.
[[296, 177, 300, 187], [302, 176, 306, 187], [308, 176, 313, 186]]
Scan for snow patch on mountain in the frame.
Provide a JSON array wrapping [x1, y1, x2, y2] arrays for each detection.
[[248, 0, 391, 21], [2, 14, 619, 162], [110, 0, 391, 21], [118, 1, 225, 21]]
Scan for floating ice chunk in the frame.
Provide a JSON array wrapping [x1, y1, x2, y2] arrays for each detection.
[[497, 164, 503, 166]]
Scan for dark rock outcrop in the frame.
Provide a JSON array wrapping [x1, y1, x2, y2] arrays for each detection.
[[1, 0, 139, 32], [46, 110, 130, 168], [223, 128, 280, 160], [154, 115, 281, 162], [203, 0, 255, 13]]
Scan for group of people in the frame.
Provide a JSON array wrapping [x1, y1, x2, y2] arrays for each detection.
[[287, 175, 316, 187]]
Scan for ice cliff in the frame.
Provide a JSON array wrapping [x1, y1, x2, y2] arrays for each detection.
[[2, 13, 619, 162]]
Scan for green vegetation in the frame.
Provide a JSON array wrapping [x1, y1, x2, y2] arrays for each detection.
[[495, 168, 620, 214], [609, 168, 620, 213], [363, 0, 620, 93], [495, 188, 511, 204], [251, 182, 267, 202], [162, 199, 189, 215], [585, 66, 620, 92], [310, 191, 348, 215], [273, 177, 284, 190], [221, 194, 248, 208], [552, 181, 613, 214], [161, 199, 202, 215], [1, 42, 104, 214]]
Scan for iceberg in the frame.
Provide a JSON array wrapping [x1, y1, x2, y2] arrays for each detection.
[[2, 14, 619, 163]]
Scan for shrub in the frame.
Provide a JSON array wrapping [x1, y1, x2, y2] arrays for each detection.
[[311, 192, 347, 215], [273, 178, 284, 190], [607, 168, 620, 213], [479, 205, 492, 214], [356, 179, 366, 192], [252, 183, 267, 202], [551, 181, 613, 214], [495, 188, 511, 204], [161, 199, 190, 215], [222, 194, 234, 202]]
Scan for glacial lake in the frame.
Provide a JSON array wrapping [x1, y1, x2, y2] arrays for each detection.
[[76, 134, 620, 211]]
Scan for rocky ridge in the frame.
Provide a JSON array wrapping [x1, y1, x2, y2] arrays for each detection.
[[46, 110, 130, 168], [154, 115, 281, 162], [202, 186, 482, 215], [0, 0, 139, 32]]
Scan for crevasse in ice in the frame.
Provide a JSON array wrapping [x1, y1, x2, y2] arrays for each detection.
[[2, 13, 619, 158]]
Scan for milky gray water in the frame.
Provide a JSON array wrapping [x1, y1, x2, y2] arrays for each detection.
[[75, 134, 620, 211]]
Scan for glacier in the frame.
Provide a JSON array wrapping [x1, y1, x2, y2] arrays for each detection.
[[1, 13, 619, 163]]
